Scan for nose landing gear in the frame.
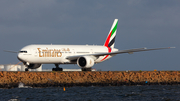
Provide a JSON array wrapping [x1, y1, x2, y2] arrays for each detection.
[[25, 68, 29, 71]]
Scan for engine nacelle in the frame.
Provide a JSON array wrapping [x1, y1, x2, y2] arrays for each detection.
[[77, 56, 95, 68], [27, 63, 41, 69]]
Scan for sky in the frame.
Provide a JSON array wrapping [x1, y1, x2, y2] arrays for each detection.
[[0, 0, 179, 71]]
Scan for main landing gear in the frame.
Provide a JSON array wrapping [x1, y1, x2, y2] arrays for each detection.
[[81, 68, 92, 71], [52, 64, 63, 71]]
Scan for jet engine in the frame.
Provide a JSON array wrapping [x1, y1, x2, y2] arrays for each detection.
[[77, 56, 95, 68], [26, 63, 42, 69]]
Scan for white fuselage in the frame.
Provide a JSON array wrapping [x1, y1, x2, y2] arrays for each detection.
[[18, 44, 118, 64]]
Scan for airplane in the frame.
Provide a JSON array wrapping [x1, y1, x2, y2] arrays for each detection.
[[13, 19, 174, 71]]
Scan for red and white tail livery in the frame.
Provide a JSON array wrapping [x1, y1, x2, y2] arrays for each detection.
[[104, 19, 118, 49]]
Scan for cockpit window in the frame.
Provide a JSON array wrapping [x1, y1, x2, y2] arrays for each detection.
[[19, 51, 27, 53]]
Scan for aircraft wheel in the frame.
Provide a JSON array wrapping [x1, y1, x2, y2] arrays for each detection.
[[25, 68, 29, 71], [52, 68, 63, 71], [58, 68, 63, 71], [52, 68, 56, 71], [81, 68, 92, 71]]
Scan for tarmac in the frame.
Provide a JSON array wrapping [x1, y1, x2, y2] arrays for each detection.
[[0, 71, 180, 88]]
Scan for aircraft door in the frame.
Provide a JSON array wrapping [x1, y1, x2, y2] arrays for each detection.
[[91, 49, 94, 54], [72, 49, 76, 55], [33, 49, 38, 57]]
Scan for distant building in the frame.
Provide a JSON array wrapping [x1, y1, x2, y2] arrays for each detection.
[[0, 64, 96, 71], [0, 64, 42, 71], [4, 64, 20, 71], [0, 65, 4, 71]]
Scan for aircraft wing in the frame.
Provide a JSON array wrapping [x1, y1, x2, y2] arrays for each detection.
[[66, 47, 175, 61], [4, 50, 18, 53]]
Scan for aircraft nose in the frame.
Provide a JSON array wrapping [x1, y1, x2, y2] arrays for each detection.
[[17, 53, 25, 62], [17, 53, 22, 61]]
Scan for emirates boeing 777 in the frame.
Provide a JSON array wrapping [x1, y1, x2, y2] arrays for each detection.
[[15, 19, 174, 71]]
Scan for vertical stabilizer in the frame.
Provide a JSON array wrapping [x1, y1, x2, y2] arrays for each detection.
[[104, 19, 118, 48]]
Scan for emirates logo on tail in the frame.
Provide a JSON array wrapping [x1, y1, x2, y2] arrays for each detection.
[[101, 19, 118, 61], [104, 19, 118, 49]]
